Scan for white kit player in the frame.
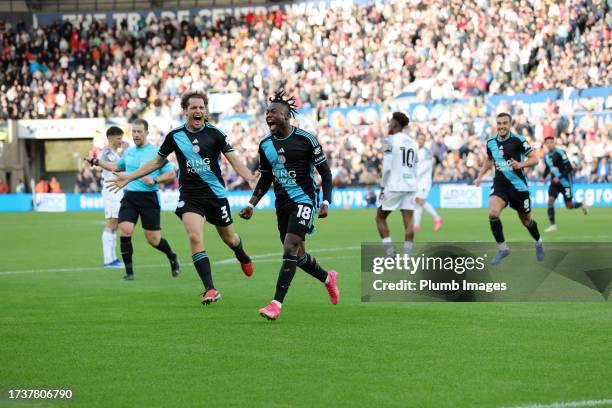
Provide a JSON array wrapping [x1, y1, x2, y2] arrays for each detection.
[[375, 112, 419, 256], [413, 133, 442, 231], [100, 126, 125, 268]]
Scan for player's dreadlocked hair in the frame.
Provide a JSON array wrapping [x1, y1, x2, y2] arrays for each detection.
[[269, 89, 298, 118]]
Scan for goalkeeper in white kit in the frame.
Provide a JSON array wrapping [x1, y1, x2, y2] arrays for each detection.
[[375, 112, 419, 256]]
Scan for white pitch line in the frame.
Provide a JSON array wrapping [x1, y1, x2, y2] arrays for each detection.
[[0, 246, 361, 276], [506, 399, 612, 408]]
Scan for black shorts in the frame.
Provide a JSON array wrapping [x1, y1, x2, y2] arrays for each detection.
[[548, 182, 572, 203], [175, 192, 233, 227], [118, 191, 161, 230], [490, 184, 531, 214], [277, 203, 315, 242]]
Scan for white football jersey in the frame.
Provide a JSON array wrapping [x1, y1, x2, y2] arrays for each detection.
[[100, 147, 123, 197], [382, 132, 419, 192], [416, 146, 434, 183]]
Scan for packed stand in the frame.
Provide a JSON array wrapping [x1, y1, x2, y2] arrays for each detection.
[[1, 0, 611, 120]]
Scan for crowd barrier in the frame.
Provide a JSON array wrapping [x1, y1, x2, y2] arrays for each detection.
[[1, 184, 610, 212]]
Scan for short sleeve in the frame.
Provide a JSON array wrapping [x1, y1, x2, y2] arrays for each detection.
[[486, 142, 492, 159], [383, 136, 393, 155], [212, 126, 234, 154], [311, 139, 327, 165], [520, 137, 533, 155], [100, 148, 113, 162], [158, 133, 176, 158], [258, 144, 272, 173], [116, 155, 126, 171]]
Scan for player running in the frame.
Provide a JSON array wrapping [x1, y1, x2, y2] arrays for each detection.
[[86, 119, 180, 280], [542, 135, 587, 232], [413, 133, 442, 232], [475, 112, 544, 264], [107, 91, 257, 305], [375, 112, 419, 257], [239, 90, 339, 321], [99, 126, 125, 268]]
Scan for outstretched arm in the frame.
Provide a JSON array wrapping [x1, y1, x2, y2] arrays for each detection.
[[224, 151, 257, 188], [106, 155, 167, 192]]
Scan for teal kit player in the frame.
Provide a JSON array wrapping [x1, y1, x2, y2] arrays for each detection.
[[107, 91, 257, 305], [542, 136, 587, 232], [86, 119, 180, 281], [239, 90, 339, 321], [475, 113, 544, 265]]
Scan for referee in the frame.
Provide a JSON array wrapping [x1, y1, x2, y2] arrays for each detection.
[[86, 119, 180, 281]]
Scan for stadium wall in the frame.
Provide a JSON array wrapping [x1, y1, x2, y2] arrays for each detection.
[[1, 184, 611, 212]]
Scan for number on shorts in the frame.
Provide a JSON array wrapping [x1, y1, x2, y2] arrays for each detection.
[[297, 204, 311, 220], [221, 205, 229, 221], [523, 199, 530, 210]]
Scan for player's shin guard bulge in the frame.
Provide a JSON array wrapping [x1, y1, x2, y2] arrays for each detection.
[[526, 220, 541, 242], [231, 237, 253, 277], [274, 253, 298, 303]]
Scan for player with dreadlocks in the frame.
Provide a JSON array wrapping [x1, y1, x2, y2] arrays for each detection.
[[239, 90, 339, 321]]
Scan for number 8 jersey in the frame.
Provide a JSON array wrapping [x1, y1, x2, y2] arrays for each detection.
[[382, 132, 419, 192]]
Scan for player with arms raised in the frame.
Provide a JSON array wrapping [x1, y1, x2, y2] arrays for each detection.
[[375, 112, 419, 257], [542, 135, 587, 232], [239, 90, 339, 321], [107, 91, 257, 305], [475, 113, 544, 264]]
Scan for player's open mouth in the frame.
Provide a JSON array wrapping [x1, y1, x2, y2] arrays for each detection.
[[193, 114, 203, 123], [267, 119, 277, 131]]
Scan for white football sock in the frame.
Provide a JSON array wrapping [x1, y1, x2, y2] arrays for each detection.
[[423, 202, 440, 219], [102, 228, 116, 264], [414, 205, 423, 226]]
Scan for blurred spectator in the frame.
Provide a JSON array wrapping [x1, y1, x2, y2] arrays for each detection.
[[49, 176, 62, 193], [0, 178, 8, 194], [15, 179, 25, 193], [34, 178, 49, 193]]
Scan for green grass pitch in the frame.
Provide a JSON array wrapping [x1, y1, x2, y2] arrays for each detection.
[[1, 207, 611, 407]]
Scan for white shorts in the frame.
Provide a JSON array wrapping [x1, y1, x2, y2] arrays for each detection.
[[416, 180, 432, 200], [381, 191, 416, 211], [104, 197, 122, 219]]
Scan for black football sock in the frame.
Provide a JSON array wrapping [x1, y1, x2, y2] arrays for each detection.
[[526, 220, 541, 241], [273, 253, 298, 303], [297, 253, 328, 283], [155, 237, 174, 258], [230, 236, 250, 264], [547, 206, 555, 224], [192, 251, 214, 291], [572, 202, 583, 209], [489, 217, 505, 244], [120, 236, 134, 276]]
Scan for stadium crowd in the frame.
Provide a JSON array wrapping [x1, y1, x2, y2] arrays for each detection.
[[1, 0, 610, 190]]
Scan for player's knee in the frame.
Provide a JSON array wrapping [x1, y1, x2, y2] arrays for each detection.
[[282, 240, 300, 254], [187, 231, 202, 246], [488, 210, 500, 219]]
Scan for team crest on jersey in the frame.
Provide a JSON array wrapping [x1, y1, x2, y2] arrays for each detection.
[[177, 200, 185, 208], [278, 155, 286, 164], [192, 145, 200, 153], [313, 146, 321, 155]]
